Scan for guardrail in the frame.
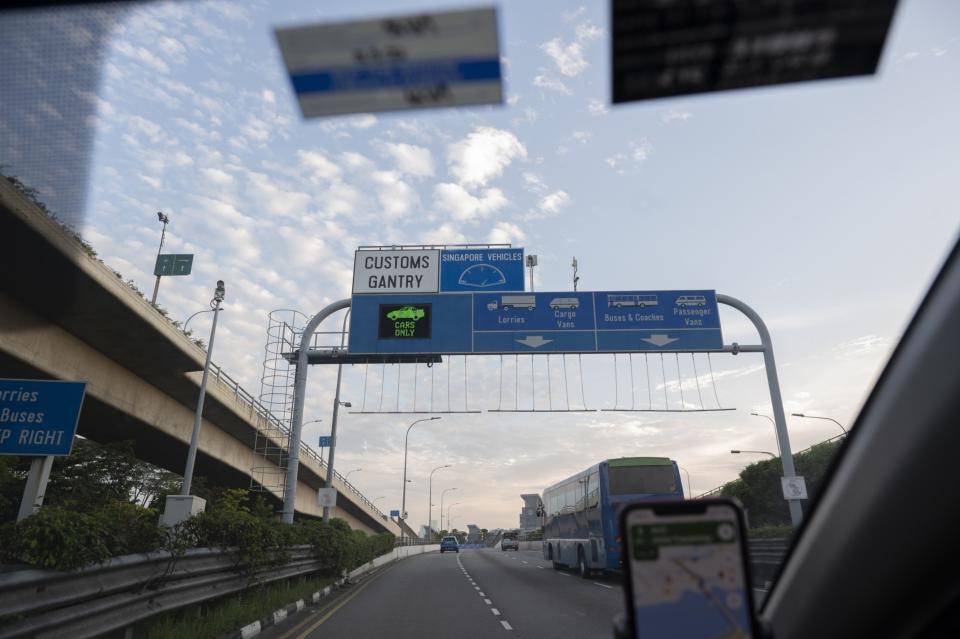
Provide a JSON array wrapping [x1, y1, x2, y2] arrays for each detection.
[[206, 362, 386, 520], [748, 537, 790, 588], [0, 546, 324, 639]]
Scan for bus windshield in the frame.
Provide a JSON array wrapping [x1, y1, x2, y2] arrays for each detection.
[[608, 465, 678, 495]]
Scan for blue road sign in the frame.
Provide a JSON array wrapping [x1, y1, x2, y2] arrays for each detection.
[[594, 290, 722, 351], [350, 293, 472, 354], [440, 248, 524, 292], [390, 509, 401, 517], [318, 435, 332, 448], [348, 291, 723, 354], [0, 379, 86, 456]]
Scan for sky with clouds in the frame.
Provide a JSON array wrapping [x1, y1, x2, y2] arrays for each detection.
[[13, 0, 960, 530]]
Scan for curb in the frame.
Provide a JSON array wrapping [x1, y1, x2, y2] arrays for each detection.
[[224, 579, 345, 639]]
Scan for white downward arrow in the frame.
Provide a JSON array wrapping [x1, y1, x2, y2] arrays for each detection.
[[642, 334, 679, 347], [516, 336, 554, 348]]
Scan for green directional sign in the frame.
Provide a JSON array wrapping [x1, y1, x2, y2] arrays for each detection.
[[379, 304, 432, 340], [154, 253, 194, 277]]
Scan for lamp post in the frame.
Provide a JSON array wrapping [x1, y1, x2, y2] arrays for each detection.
[[428, 464, 451, 539], [792, 412, 848, 436], [345, 468, 362, 482], [182, 307, 223, 333], [731, 449, 777, 459], [440, 487, 457, 532], [447, 502, 460, 532], [400, 417, 441, 542], [322, 308, 352, 524], [180, 280, 225, 497], [150, 211, 169, 306], [526, 254, 538, 292]]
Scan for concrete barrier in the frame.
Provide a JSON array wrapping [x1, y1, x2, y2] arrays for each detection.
[[347, 544, 439, 580]]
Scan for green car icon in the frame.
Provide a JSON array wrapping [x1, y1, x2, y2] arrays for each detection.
[[386, 306, 425, 321]]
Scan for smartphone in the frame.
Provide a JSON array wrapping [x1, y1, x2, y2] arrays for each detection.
[[620, 498, 761, 639]]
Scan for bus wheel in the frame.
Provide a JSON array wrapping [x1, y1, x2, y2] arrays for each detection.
[[577, 548, 590, 579]]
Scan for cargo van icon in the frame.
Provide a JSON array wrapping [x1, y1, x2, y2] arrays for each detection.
[[549, 297, 579, 310]]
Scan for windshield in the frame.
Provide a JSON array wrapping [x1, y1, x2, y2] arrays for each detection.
[[608, 465, 678, 496], [1, 1, 958, 638]]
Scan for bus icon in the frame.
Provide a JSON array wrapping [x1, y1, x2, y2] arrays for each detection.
[[608, 294, 658, 308]]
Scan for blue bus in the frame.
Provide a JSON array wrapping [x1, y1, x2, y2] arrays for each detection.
[[541, 457, 684, 578]]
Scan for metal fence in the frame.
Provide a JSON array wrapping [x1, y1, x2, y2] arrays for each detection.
[[205, 361, 386, 519], [0, 546, 326, 639]]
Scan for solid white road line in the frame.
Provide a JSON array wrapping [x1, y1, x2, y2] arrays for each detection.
[[593, 582, 613, 589], [558, 572, 570, 577]]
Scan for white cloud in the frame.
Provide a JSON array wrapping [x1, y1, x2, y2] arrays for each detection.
[[262, 89, 276, 104], [533, 73, 571, 94], [447, 127, 527, 189], [139, 174, 161, 189], [540, 190, 570, 215], [298, 150, 342, 180], [662, 109, 694, 124], [630, 138, 653, 161], [523, 172, 547, 194], [433, 183, 508, 221], [541, 38, 588, 77], [114, 40, 171, 74], [572, 131, 591, 143], [422, 223, 466, 245], [588, 99, 608, 116], [350, 114, 378, 129], [158, 36, 187, 63], [488, 222, 526, 245], [202, 167, 233, 185], [540, 20, 602, 77], [340, 151, 375, 172], [370, 170, 418, 219], [379, 142, 434, 177]]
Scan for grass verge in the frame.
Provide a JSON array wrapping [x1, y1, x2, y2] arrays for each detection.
[[137, 574, 335, 639]]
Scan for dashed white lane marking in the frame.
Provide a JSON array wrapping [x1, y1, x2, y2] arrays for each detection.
[[521, 560, 528, 564], [558, 572, 570, 577], [537, 565, 544, 569], [458, 551, 514, 632], [593, 582, 613, 590]]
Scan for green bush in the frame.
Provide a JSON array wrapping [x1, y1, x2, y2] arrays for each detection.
[[3, 507, 111, 570], [97, 501, 164, 555]]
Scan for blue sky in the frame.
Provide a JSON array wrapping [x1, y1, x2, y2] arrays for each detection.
[[60, 0, 960, 528]]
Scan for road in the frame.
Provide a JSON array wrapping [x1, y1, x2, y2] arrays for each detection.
[[263, 547, 623, 639]]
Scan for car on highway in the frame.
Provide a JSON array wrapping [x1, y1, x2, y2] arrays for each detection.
[[501, 531, 519, 551], [439, 536, 459, 553], [386, 306, 425, 321]]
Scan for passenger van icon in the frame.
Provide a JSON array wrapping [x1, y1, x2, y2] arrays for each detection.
[[676, 295, 707, 308]]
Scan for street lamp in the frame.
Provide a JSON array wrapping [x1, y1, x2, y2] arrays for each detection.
[[162, 280, 224, 526], [792, 412, 848, 435], [372, 496, 386, 506], [440, 487, 457, 532], [321, 308, 352, 524], [182, 307, 225, 333], [400, 417, 441, 542], [447, 502, 461, 531], [151, 211, 169, 306], [428, 464, 451, 539], [678, 465, 692, 499], [526, 254, 538, 292], [345, 468, 362, 482], [731, 449, 777, 458]]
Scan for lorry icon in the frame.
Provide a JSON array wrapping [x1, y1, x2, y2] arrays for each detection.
[[499, 295, 536, 310]]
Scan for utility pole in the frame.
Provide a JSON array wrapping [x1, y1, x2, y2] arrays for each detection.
[[151, 211, 169, 306], [323, 310, 352, 523], [571, 256, 579, 291]]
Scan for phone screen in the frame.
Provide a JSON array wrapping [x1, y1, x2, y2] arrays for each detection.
[[624, 502, 755, 639]]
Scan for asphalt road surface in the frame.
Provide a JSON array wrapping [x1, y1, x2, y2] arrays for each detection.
[[261, 547, 624, 639]]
